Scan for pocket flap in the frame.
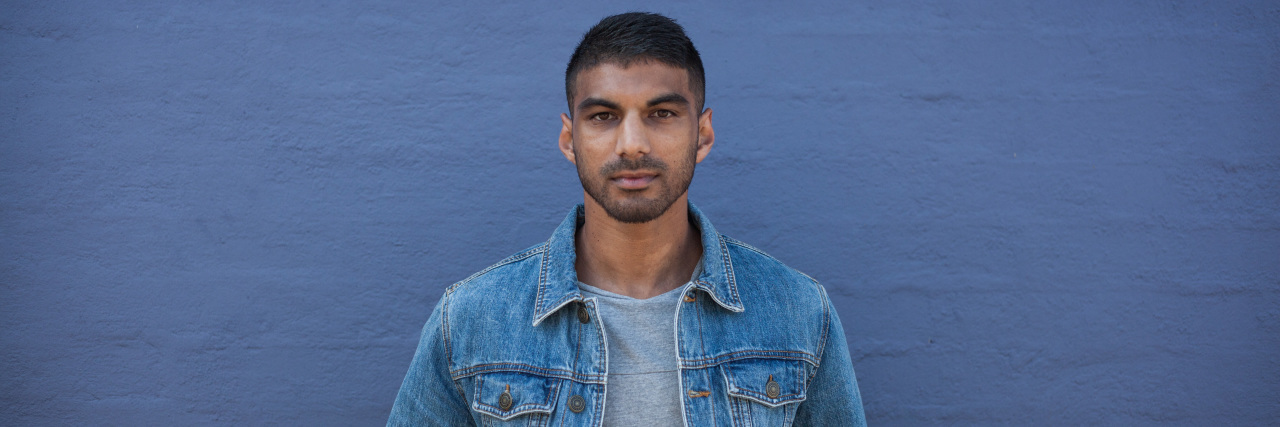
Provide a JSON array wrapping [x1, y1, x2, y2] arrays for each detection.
[[471, 371, 561, 420], [720, 358, 807, 407]]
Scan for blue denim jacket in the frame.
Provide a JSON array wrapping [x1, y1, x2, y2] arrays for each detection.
[[388, 204, 866, 426]]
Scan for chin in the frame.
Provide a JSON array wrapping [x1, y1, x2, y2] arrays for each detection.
[[600, 198, 675, 224]]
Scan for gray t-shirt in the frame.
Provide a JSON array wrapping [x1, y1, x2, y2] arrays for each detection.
[[578, 272, 697, 426]]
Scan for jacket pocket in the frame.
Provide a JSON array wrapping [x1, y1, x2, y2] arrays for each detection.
[[720, 358, 808, 426], [471, 371, 561, 424]]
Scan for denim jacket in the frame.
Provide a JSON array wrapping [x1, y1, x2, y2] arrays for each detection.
[[388, 204, 866, 426]]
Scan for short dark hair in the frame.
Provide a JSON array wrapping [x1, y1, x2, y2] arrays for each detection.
[[565, 12, 706, 114]]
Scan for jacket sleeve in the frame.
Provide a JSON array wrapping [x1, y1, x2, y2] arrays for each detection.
[[387, 291, 475, 426], [793, 287, 867, 426]]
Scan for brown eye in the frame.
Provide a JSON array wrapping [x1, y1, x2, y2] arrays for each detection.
[[590, 112, 616, 121], [653, 110, 675, 118]]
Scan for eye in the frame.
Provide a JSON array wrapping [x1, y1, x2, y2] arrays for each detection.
[[589, 112, 617, 121], [652, 109, 676, 119]]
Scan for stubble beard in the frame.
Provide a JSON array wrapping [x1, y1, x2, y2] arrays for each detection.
[[576, 147, 697, 224]]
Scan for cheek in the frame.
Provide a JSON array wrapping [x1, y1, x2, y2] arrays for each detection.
[[575, 137, 617, 160], [572, 144, 597, 164], [571, 144, 606, 172]]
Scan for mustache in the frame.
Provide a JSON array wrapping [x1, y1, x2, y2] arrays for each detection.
[[599, 156, 668, 176]]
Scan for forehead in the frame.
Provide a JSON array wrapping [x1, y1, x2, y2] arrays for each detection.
[[572, 61, 692, 106]]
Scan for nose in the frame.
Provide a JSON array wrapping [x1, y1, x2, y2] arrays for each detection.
[[614, 113, 651, 158]]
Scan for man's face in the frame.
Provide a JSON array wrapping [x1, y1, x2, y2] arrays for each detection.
[[559, 61, 715, 224]]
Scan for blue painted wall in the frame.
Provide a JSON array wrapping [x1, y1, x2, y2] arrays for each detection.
[[3, 1, 1277, 425]]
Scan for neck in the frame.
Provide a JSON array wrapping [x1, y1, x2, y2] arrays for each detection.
[[575, 195, 703, 299]]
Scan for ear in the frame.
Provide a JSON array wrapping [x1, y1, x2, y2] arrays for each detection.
[[694, 108, 715, 164], [558, 113, 576, 164]]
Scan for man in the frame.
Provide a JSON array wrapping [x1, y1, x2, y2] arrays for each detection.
[[389, 12, 866, 426]]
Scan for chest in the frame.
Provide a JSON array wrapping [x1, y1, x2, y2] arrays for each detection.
[[448, 286, 823, 426]]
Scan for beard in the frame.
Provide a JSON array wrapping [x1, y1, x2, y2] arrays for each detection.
[[576, 146, 697, 224]]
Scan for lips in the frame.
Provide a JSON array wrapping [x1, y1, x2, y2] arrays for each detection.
[[610, 171, 658, 190]]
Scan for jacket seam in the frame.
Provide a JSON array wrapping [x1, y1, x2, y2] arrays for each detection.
[[720, 235, 768, 258], [440, 286, 467, 401], [454, 244, 546, 291], [450, 363, 607, 383], [680, 350, 819, 369], [815, 282, 831, 371], [719, 234, 741, 309], [694, 293, 718, 426], [722, 235, 822, 285], [807, 283, 833, 388], [472, 374, 561, 419], [535, 241, 550, 317]]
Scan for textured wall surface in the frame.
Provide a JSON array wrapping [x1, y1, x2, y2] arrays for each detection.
[[3, 1, 1278, 425]]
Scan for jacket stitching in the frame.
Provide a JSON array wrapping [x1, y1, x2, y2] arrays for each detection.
[[815, 284, 831, 373], [472, 374, 561, 419], [680, 350, 819, 369], [571, 307, 582, 378], [453, 363, 605, 380], [451, 363, 606, 383], [458, 244, 545, 289], [719, 234, 741, 308], [721, 235, 824, 298], [693, 302, 720, 427], [440, 288, 468, 401], [682, 349, 816, 362], [729, 396, 743, 427], [535, 242, 550, 317]]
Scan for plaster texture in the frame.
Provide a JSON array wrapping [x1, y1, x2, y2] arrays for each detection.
[[2, 1, 1278, 425]]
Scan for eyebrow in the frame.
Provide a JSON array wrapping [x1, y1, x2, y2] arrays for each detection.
[[575, 93, 692, 114], [576, 97, 619, 113], [647, 93, 690, 108]]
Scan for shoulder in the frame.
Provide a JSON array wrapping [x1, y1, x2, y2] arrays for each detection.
[[719, 234, 835, 359], [721, 235, 828, 309], [439, 242, 546, 312]]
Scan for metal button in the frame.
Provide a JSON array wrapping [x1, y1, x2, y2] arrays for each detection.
[[577, 306, 590, 324], [568, 395, 586, 413], [498, 388, 513, 411], [765, 375, 781, 399]]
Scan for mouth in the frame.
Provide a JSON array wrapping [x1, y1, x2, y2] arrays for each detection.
[[610, 171, 658, 190]]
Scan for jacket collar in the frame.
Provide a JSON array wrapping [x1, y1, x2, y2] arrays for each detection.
[[531, 202, 743, 326]]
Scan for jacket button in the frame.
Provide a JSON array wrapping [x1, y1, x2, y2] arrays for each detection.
[[498, 390, 513, 411], [568, 395, 586, 413], [765, 375, 781, 399], [577, 306, 590, 324]]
